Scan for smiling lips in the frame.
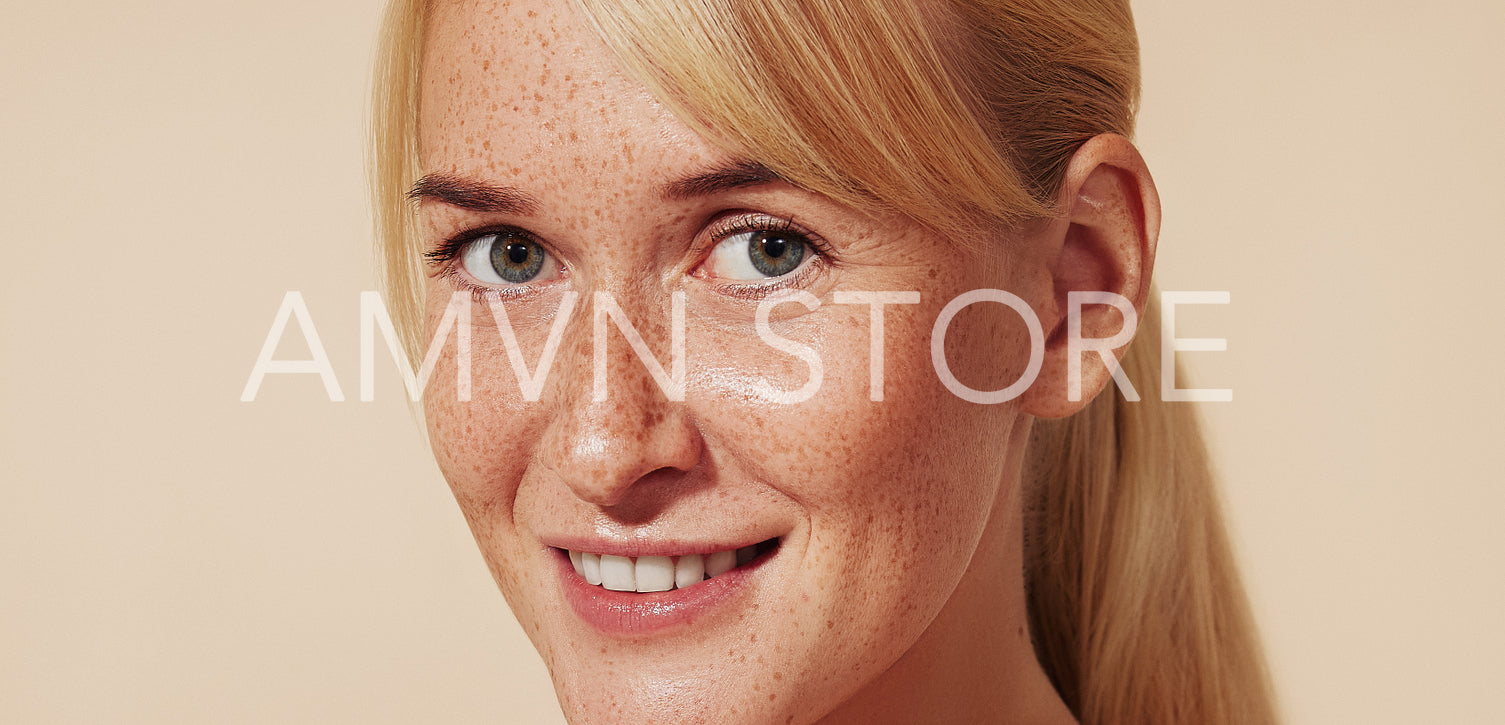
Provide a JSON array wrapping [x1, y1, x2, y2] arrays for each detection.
[[564, 538, 779, 593]]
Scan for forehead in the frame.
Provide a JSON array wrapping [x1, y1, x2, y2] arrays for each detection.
[[419, 0, 724, 187]]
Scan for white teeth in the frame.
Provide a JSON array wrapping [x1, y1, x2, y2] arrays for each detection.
[[599, 554, 636, 592], [675, 553, 705, 589], [634, 556, 675, 593], [582, 552, 602, 586], [566, 543, 773, 592], [705, 550, 736, 578]]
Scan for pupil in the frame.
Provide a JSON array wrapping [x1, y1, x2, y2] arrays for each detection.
[[745, 230, 804, 278], [489, 234, 546, 283]]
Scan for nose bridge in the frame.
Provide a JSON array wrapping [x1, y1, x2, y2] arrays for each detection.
[[538, 285, 698, 508], [593, 289, 685, 403]]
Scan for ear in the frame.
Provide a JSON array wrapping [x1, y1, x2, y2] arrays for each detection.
[[1021, 133, 1160, 419]]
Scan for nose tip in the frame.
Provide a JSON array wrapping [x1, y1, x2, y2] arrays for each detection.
[[536, 288, 699, 508], [541, 399, 702, 508]]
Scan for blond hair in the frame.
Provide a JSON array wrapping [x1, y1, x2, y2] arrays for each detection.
[[370, 1, 1278, 722]]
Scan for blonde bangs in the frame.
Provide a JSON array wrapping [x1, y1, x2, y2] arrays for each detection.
[[369, 0, 426, 363], [575, 0, 1045, 245]]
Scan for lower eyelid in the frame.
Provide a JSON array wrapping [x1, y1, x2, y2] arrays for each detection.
[[712, 255, 828, 300], [440, 255, 566, 300], [445, 270, 558, 303]]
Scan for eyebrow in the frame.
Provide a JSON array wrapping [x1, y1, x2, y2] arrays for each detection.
[[408, 172, 541, 215], [664, 160, 785, 200], [408, 160, 785, 213]]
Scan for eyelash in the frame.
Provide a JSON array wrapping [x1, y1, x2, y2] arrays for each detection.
[[421, 213, 836, 300]]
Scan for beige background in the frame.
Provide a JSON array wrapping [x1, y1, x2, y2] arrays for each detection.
[[3, 1, 1501, 722]]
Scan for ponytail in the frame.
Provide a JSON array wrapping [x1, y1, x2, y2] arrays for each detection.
[[1026, 295, 1279, 723]]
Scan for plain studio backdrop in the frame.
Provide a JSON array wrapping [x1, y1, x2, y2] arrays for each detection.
[[2, 1, 1501, 722]]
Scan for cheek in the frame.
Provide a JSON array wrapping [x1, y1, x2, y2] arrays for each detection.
[[679, 300, 1025, 704], [687, 300, 1018, 605], [418, 295, 549, 595], [424, 368, 523, 527], [425, 350, 572, 646], [938, 294, 1044, 398]]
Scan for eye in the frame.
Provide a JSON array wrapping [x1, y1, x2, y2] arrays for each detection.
[[702, 228, 812, 281], [458, 231, 559, 285]]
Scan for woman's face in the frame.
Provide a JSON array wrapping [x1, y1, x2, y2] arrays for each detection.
[[418, 0, 1052, 720]]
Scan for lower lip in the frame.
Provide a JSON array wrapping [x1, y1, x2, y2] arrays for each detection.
[[555, 548, 772, 637]]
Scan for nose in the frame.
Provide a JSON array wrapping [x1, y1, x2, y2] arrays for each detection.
[[537, 292, 702, 508]]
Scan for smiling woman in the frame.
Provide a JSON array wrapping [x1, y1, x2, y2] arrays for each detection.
[[369, 0, 1277, 723]]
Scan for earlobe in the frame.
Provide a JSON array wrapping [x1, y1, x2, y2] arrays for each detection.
[[1023, 133, 1159, 419]]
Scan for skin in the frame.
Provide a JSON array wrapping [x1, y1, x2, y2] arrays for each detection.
[[414, 0, 1158, 722]]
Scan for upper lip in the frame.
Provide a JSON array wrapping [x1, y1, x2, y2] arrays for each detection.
[[539, 535, 783, 558]]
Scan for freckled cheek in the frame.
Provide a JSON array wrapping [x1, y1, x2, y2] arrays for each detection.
[[705, 311, 1011, 601], [420, 326, 544, 545], [686, 313, 998, 516], [422, 347, 565, 622], [936, 299, 1040, 393], [690, 325, 1001, 686]]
